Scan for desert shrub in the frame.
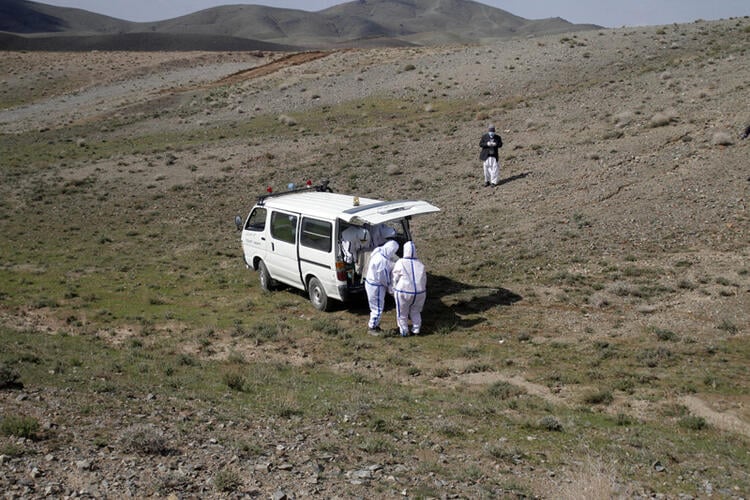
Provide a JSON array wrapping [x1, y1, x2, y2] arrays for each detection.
[[247, 323, 279, 341], [717, 319, 738, 334], [213, 468, 241, 492], [485, 443, 525, 463], [463, 362, 493, 374], [223, 370, 246, 391], [0, 364, 23, 390], [156, 471, 190, 495], [537, 415, 563, 432], [616, 413, 633, 426], [637, 347, 673, 367], [312, 318, 342, 336], [677, 279, 696, 290], [0, 442, 25, 457], [679, 416, 707, 430], [177, 354, 197, 366], [0, 415, 39, 439], [226, 350, 246, 365], [486, 380, 525, 400], [583, 389, 614, 405], [436, 422, 464, 438], [359, 437, 392, 453], [120, 424, 169, 455], [650, 327, 677, 341], [235, 440, 264, 458], [406, 366, 421, 376]]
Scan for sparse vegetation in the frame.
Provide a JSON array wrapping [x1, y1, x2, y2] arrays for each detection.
[[0, 414, 40, 440]]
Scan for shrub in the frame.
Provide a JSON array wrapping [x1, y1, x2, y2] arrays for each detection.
[[223, 370, 246, 391], [213, 468, 241, 492], [0, 364, 23, 390], [537, 415, 563, 432], [312, 319, 341, 336], [650, 327, 677, 341], [120, 424, 169, 455], [486, 380, 525, 400], [583, 389, 614, 405], [679, 416, 707, 430], [717, 319, 738, 335], [637, 347, 673, 367], [0, 415, 40, 439]]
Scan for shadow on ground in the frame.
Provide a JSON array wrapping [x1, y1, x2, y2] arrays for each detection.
[[421, 273, 522, 334], [497, 171, 530, 186]]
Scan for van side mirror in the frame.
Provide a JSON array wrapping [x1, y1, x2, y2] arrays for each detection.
[[235, 215, 243, 231]]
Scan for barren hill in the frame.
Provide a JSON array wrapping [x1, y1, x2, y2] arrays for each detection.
[[0, 0, 599, 50]]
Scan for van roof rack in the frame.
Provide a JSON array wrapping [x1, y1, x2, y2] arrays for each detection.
[[257, 180, 333, 205]]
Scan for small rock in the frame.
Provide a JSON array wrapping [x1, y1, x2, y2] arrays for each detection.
[[711, 131, 734, 146], [385, 163, 403, 175], [76, 460, 92, 471]]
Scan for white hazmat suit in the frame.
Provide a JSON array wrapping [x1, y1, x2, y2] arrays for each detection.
[[392, 241, 426, 336], [340, 225, 370, 274], [364, 240, 399, 332]]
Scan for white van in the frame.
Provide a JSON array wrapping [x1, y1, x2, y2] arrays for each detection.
[[236, 186, 440, 311]]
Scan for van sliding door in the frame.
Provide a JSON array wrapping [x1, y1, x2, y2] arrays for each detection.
[[267, 210, 302, 288]]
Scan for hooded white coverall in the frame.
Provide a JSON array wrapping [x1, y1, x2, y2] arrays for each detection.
[[340, 225, 370, 274], [392, 241, 427, 336], [364, 240, 399, 330]]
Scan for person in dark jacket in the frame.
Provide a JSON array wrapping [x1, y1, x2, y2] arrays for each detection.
[[479, 124, 503, 187]]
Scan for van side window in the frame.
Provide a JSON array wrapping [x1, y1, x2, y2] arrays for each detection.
[[300, 218, 332, 252], [270, 211, 297, 244], [245, 208, 267, 231]]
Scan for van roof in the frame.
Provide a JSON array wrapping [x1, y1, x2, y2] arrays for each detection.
[[257, 191, 439, 225]]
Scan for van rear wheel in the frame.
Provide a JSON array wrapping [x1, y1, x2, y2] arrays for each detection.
[[258, 261, 274, 291], [308, 277, 329, 311]]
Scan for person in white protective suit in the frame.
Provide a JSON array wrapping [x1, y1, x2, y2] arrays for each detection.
[[368, 223, 397, 248], [340, 225, 370, 276], [364, 240, 399, 335], [391, 241, 427, 336]]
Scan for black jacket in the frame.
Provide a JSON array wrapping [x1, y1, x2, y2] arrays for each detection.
[[479, 132, 502, 160]]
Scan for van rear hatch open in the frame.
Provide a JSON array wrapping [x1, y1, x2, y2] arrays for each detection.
[[340, 200, 440, 225]]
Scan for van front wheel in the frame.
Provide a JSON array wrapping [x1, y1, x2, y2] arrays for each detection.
[[308, 277, 329, 311], [258, 261, 274, 291]]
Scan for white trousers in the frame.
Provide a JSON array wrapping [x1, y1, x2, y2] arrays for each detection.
[[365, 282, 387, 329], [483, 157, 500, 185], [395, 290, 425, 335]]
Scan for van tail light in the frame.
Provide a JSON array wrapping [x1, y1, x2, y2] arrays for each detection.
[[335, 261, 347, 281]]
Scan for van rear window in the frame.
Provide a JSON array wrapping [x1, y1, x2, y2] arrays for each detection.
[[300, 218, 332, 252]]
